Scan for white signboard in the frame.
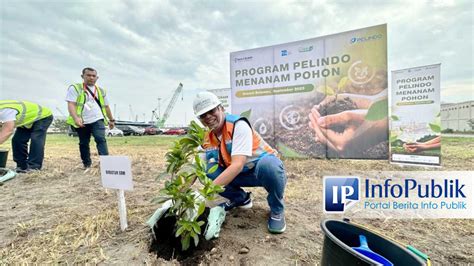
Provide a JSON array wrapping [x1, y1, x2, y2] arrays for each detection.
[[390, 64, 441, 167], [100, 156, 133, 190]]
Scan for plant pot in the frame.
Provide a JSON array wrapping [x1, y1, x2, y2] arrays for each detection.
[[149, 207, 215, 263], [320, 219, 426, 266], [0, 149, 8, 168]]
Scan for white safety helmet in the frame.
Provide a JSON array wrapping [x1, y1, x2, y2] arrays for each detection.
[[193, 91, 221, 117]]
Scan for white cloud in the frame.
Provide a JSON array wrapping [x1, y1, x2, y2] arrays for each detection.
[[1, 0, 472, 125]]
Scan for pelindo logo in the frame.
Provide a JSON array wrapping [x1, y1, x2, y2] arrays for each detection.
[[234, 56, 253, 63], [350, 34, 383, 44], [323, 176, 360, 213], [281, 50, 289, 56]]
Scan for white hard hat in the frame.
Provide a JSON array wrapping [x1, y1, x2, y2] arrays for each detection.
[[193, 91, 221, 117]]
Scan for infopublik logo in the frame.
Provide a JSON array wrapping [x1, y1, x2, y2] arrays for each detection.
[[324, 176, 360, 213], [350, 34, 383, 44]]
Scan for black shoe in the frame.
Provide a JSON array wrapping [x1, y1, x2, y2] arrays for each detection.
[[15, 167, 31, 173], [219, 192, 253, 211]]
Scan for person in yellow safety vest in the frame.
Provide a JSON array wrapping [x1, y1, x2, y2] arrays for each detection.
[[193, 92, 287, 234], [66, 67, 116, 168], [0, 100, 53, 172]]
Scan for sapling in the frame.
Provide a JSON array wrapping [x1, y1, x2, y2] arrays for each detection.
[[154, 121, 223, 250]]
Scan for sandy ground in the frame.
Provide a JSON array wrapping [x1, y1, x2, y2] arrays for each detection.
[[0, 135, 473, 264]]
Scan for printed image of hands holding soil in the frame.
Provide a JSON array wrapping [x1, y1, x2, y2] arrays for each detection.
[[308, 88, 389, 158], [403, 136, 441, 154]]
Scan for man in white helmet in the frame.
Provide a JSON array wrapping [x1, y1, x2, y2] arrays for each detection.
[[193, 91, 287, 234]]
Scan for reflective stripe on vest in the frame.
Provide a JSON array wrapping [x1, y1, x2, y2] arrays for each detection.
[[0, 100, 52, 128], [66, 83, 108, 127], [202, 114, 276, 170]]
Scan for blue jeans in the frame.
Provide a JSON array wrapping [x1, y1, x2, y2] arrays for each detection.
[[12, 115, 53, 170], [75, 119, 108, 166], [207, 154, 287, 214]]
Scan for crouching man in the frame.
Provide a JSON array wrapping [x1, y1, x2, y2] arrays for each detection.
[[193, 92, 287, 233], [0, 100, 53, 172]]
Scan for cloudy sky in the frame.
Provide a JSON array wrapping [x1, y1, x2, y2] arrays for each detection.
[[1, 0, 472, 126]]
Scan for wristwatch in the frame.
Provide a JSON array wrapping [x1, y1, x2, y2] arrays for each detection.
[[109, 119, 116, 122]]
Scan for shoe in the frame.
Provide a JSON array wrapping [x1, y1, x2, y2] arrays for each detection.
[[268, 212, 286, 234], [219, 192, 253, 211], [15, 167, 30, 173]]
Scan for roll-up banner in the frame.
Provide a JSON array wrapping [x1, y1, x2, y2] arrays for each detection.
[[390, 64, 441, 167], [230, 24, 388, 159]]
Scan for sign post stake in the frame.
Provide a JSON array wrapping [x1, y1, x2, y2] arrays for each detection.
[[117, 189, 128, 231], [100, 155, 133, 232]]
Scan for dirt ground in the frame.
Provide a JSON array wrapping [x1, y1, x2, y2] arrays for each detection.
[[0, 135, 473, 264]]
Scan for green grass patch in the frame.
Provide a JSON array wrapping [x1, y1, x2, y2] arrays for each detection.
[[43, 134, 179, 148]]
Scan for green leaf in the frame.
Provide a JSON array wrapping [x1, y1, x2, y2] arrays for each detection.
[[337, 77, 349, 92], [197, 201, 205, 216], [365, 99, 388, 121], [389, 134, 398, 143], [240, 109, 252, 119], [181, 235, 191, 250], [152, 196, 171, 204], [316, 85, 335, 96], [429, 123, 441, 133], [192, 233, 199, 247], [192, 222, 201, 234], [175, 225, 185, 237], [390, 115, 399, 121]]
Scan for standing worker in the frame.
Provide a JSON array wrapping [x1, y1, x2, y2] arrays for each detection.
[[66, 67, 116, 168], [193, 92, 287, 233], [0, 100, 53, 172]]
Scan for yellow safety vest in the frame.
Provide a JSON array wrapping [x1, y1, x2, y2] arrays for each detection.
[[66, 83, 108, 127], [0, 100, 52, 128]]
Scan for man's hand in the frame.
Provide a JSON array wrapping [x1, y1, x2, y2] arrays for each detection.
[[67, 101, 84, 127], [74, 117, 84, 127], [108, 120, 115, 129], [309, 107, 367, 152], [0, 121, 15, 145]]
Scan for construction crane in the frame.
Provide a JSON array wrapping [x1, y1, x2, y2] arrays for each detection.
[[154, 83, 183, 128], [55, 107, 67, 117]]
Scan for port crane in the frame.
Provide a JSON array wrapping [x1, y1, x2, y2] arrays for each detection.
[[151, 83, 183, 128]]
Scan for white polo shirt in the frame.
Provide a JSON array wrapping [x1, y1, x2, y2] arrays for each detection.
[[65, 85, 109, 124], [0, 108, 18, 123]]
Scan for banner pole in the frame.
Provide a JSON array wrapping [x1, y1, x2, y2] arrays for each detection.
[[117, 189, 128, 231]]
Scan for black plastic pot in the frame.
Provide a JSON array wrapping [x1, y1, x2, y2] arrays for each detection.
[[320, 219, 426, 266], [0, 149, 8, 168]]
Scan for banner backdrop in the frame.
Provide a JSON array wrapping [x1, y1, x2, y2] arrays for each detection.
[[208, 88, 231, 113], [390, 64, 441, 166], [230, 24, 388, 159]]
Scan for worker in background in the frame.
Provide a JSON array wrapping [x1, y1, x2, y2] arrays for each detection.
[[193, 92, 287, 234], [0, 100, 53, 172], [66, 67, 115, 168]]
